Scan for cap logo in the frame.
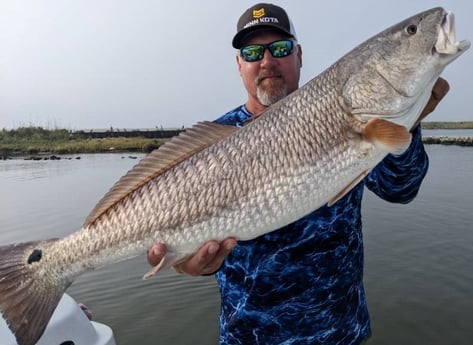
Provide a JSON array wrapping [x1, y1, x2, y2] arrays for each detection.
[[252, 8, 265, 18], [243, 7, 280, 30], [233, 5, 296, 48]]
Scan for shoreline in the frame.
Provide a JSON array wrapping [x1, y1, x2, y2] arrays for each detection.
[[2, 136, 472, 161], [2, 125, 473, 160], [421, 136, 473, 146]]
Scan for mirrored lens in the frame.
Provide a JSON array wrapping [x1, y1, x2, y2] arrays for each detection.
[[240, 45, 265, 62], [240, 40, 294, 62], [268, 40, 293, 58]]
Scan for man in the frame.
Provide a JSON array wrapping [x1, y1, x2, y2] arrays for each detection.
[[149, 3, 449, 344]]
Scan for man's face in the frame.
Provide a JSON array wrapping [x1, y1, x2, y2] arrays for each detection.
[[237, 31, 302, 109]]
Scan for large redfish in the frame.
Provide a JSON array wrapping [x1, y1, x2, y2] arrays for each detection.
[[0, 7, 469, 345]]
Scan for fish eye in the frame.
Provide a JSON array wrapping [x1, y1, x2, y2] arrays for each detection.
[[406, 24, 418, 35]]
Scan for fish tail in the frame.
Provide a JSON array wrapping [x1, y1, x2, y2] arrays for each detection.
[[0, 240, 69, 345]]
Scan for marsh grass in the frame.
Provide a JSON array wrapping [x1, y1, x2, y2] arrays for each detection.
[[0, 127, 164, 156], [422, 121, 473, 129], [2, 122, 471, 157]]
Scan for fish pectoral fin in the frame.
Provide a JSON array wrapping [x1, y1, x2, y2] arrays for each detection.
[[328, 170, 369, 206], [362, 118, 412, 155], [142, 252, 190, 280]]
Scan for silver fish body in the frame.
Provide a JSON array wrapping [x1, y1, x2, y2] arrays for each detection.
[[0, 7, 469, 345]]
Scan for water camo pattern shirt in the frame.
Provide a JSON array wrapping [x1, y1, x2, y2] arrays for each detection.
[[214, 105, 429, 345]]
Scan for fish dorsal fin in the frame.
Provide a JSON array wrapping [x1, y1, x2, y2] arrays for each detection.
[[83, 121, 238, 227], [362, 118, 412, 155]]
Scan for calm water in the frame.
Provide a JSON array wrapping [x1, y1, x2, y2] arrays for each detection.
[[0, 146, 472, 345]]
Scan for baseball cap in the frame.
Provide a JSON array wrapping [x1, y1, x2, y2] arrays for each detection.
[[232, 3, 297, 49]]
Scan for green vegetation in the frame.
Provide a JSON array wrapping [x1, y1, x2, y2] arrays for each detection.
[[422, 121, 473, 129], [0, 127, 164, 156], [2, 122, 472, 157]]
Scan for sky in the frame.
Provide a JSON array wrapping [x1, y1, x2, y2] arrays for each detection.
[[0, 0, 472, 130]]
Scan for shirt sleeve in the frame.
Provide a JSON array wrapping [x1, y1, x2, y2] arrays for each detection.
[[364, 125, 429, 204]]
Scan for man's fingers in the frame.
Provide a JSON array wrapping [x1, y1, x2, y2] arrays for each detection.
[[147, 238, 237, 276], [147, 243, 167, 266], [417, 78, 450, 125], [199, 238, 238, 275], [174, 238, 237, 276], [212, 238, 238, 267], [174, 241, 221, 276], [432, 77, 450, 101]]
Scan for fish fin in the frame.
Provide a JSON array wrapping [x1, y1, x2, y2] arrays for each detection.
[[328, 171, 369, 206], [362, 118, 411, 155], [84, 122, 238, 227], [142, 252, 190, 280], [0, 240, 68, 345]]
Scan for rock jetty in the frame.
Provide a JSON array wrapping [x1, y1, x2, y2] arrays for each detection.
[[422, 136, 473, 146]]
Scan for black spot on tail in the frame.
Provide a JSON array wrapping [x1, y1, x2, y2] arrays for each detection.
[[0, 240, 66, 345], [27, 249, 43, 264]]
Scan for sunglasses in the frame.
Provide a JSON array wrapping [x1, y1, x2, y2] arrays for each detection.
[[240, 39, 295, 62]]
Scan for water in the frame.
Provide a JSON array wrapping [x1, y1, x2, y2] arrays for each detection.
[[0, 147, 472, 345]]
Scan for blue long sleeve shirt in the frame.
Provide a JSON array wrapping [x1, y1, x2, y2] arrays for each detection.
[[213, 105, 429, 345]]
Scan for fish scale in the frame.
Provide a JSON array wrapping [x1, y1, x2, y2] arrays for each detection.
[[0, 7, 469, 345]]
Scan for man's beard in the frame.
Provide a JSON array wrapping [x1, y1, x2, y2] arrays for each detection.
[[255, 75, 288, 106]]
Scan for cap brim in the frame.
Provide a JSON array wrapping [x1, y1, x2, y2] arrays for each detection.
[[232, 25, 294, 49]]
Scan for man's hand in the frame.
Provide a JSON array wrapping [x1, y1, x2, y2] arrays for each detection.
[[415, 77, 450, 127], [147, 238, 237, 276], [145, 81, 451, 275]]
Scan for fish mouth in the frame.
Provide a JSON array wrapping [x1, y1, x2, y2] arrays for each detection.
[[434, 11, 470, 55]]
